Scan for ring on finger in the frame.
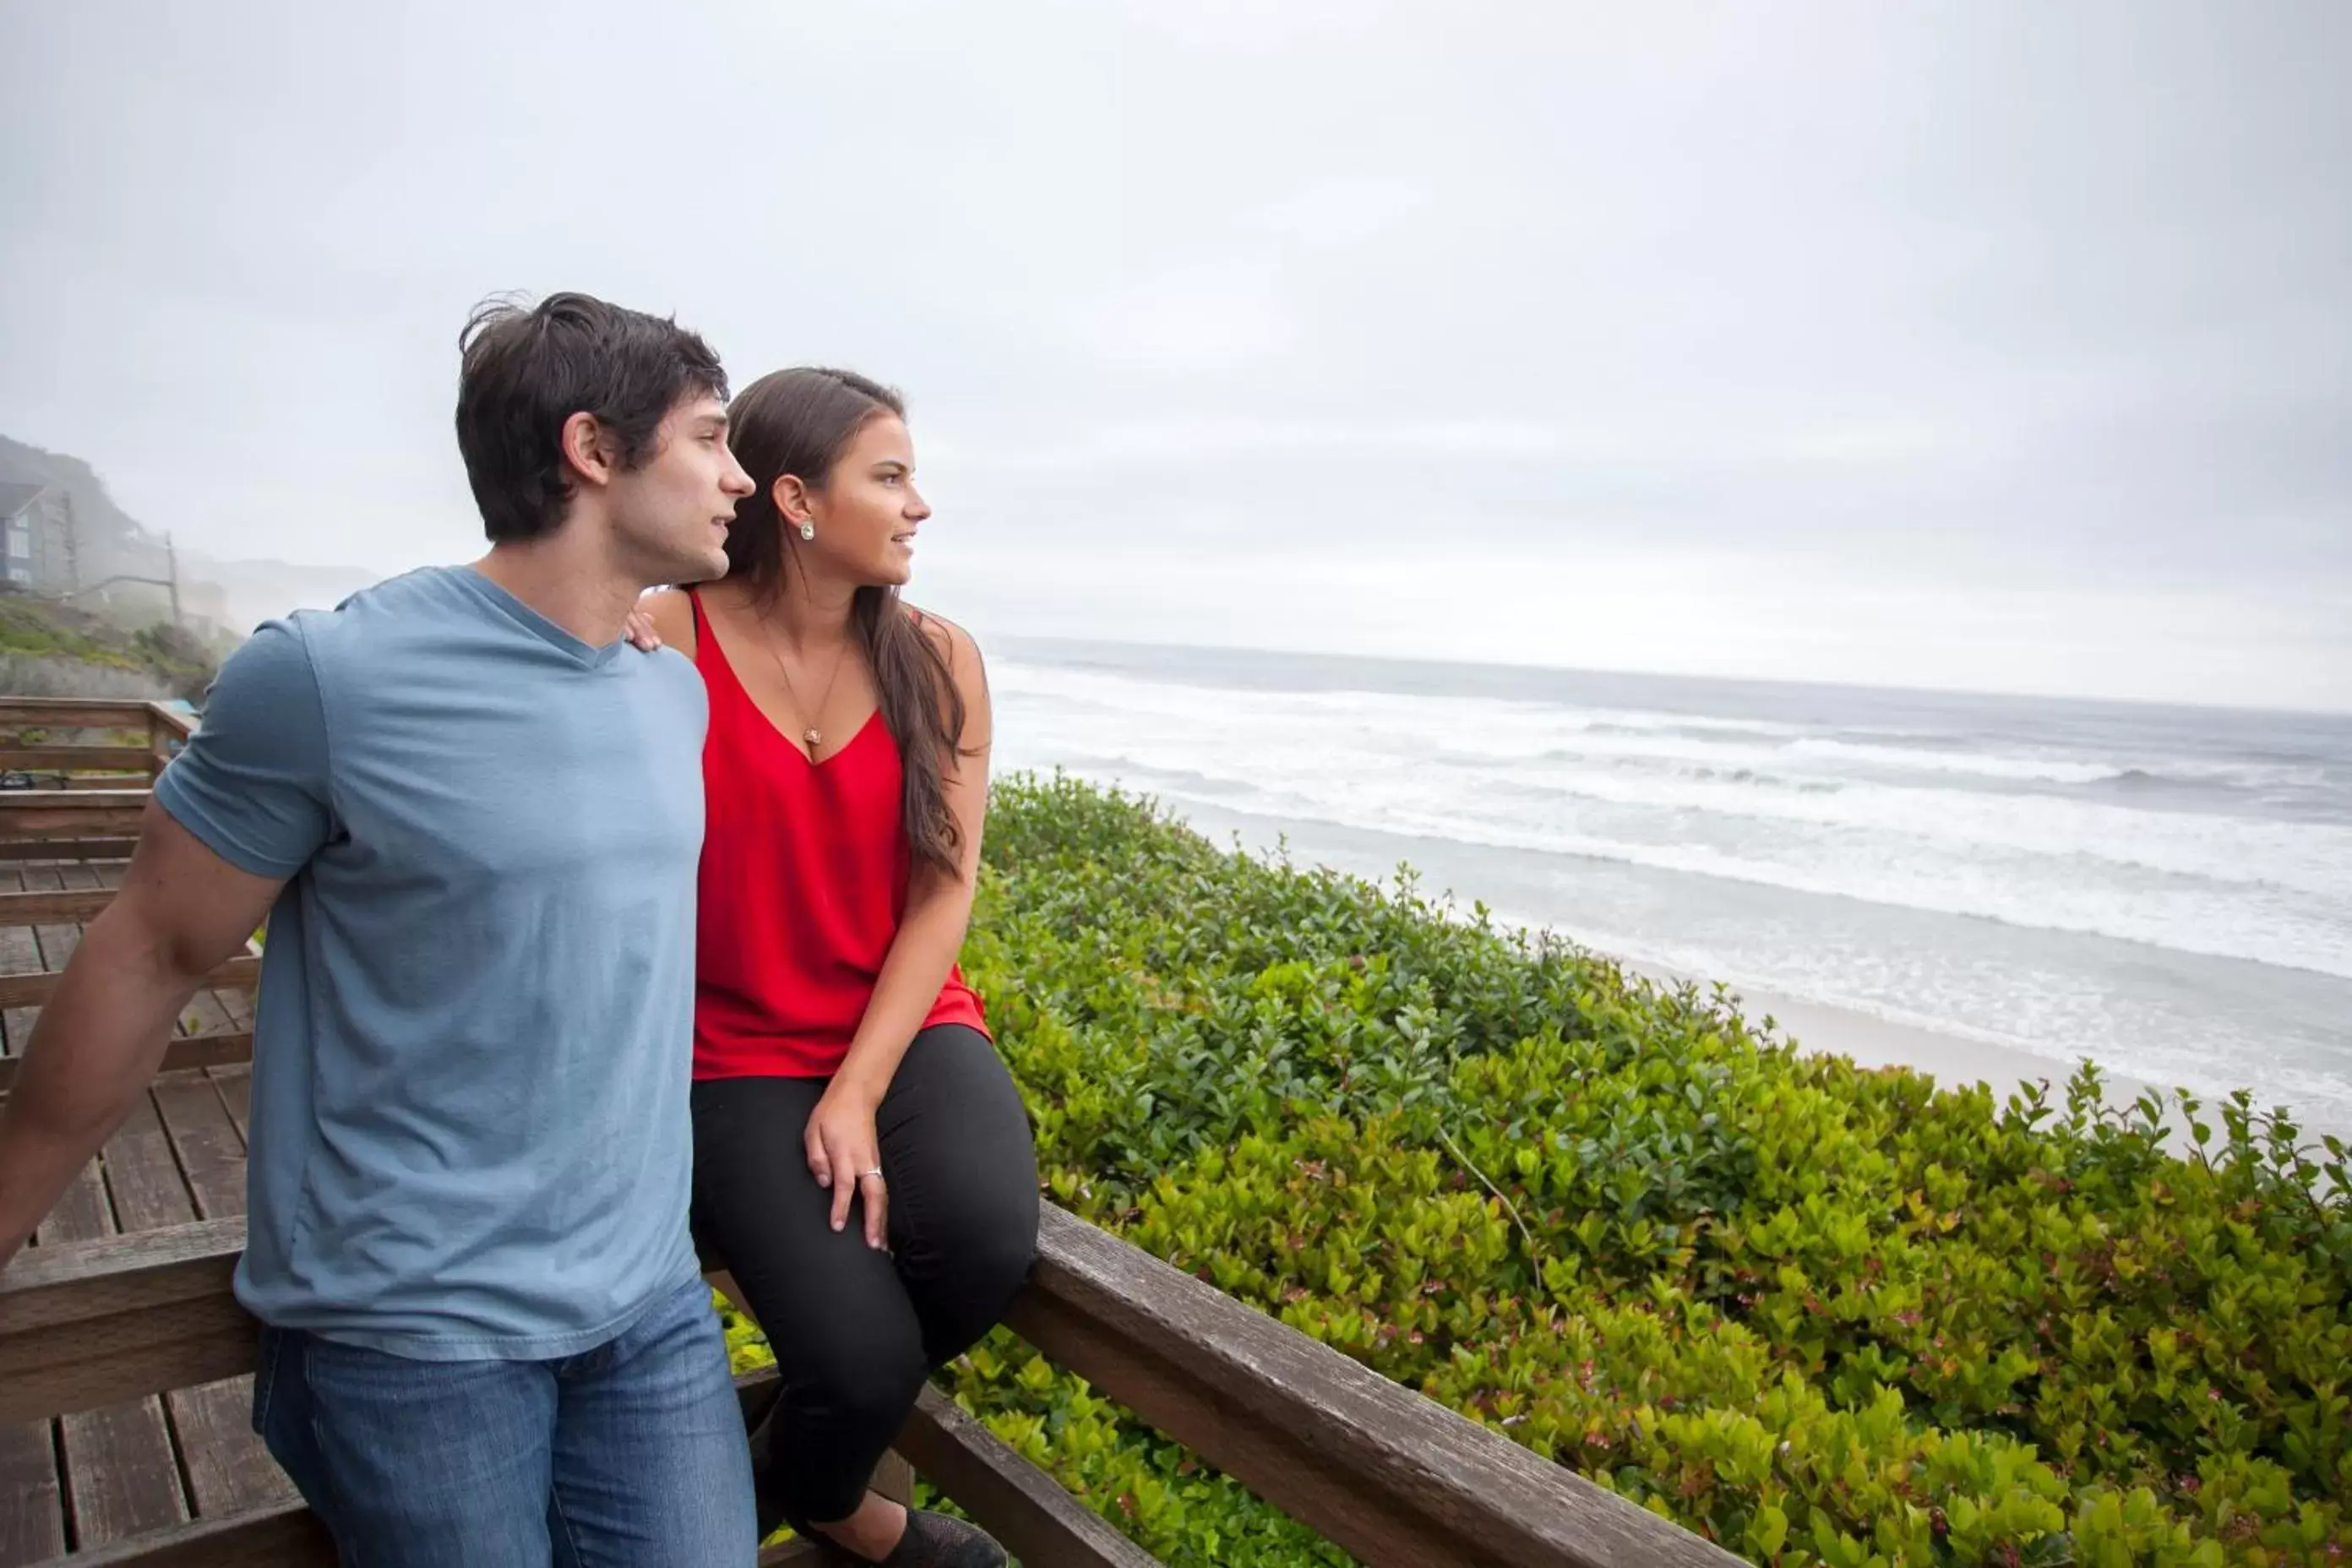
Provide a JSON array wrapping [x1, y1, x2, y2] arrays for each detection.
[[858, 1168, 885, 1182]]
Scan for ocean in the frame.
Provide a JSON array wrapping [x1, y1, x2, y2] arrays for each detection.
[[985, 638, 2352, 1135]]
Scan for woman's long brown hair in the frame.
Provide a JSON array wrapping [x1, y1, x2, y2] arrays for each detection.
[[721, 368, 968, 877]]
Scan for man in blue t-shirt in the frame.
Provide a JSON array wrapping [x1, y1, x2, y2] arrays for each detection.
[[0, 291, 760, 1564]]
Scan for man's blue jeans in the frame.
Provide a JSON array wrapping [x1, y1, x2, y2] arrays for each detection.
[[253, 1277, 758, 1566]]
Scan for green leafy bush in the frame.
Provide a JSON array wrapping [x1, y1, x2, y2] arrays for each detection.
[[724, 773, 2350, 1567]]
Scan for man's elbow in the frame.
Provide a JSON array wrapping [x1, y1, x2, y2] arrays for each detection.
[[75, 896, 223, 1000]]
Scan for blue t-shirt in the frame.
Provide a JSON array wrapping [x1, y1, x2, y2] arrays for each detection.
[[154, 565, 706, 1360]]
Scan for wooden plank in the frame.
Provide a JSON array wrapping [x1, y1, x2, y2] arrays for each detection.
[[0, 747, 152, 774], [147, 702, 197, 783], [0, 1419, 66, 1565], [0, 956, 259, 1012], [153, 1075, 247, 1222], [4, 872, 111, 1251], [179, 991, 237, 1040], [95, 1092, 196, 1237], [30, 1162, 109, 1250], [1007, 1205, 1740, 1568], [210, 1068, 253, 1145], [0, 792, 148, 842], [145, 703, 198, 743], [155, 1063, 294, 1520], [30, 1165, 110, 1253], [0, 1219, 251, 1424], [166, 1378, 296, 1521], [0, 879, 37, 1059], [0, 858, 249, 1094], [30, 1500, 333, 1566], [60, 1086, 198, 1544], [0, 1034, 254, 1098], [15, 967, 193, 1549], [0, 840, 138, 863], [5, 860, 188, 1554], [0, 888, 116, 927], [872, 1451, 913, 1508], [61, 1401, 189, 1547], [0, 700, 155, 731], [2, 874, 68, 1562], [30, 913, 82, 977], [896, 1386, 1163, 1567]]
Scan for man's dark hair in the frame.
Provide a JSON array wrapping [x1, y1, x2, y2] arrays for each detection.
[[454, 291, 730, 542]]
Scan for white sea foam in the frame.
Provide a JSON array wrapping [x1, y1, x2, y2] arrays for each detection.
[[990, 661, 2352, 981]]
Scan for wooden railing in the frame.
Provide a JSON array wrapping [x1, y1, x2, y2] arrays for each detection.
[[0, 698, 191, 865], [0, 697, 192, 785], [0, 697, 1743, 1568], [0, 701, 247, 1101], [2, 1210, 1739, 1568]]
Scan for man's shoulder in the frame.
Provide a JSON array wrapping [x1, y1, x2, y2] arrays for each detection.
[[282, 567, 558, 697], [282, 565, 457, 640], [246, 566, 432, 667]]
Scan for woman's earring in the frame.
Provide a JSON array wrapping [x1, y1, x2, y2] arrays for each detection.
[[797, 520, 815, 542]]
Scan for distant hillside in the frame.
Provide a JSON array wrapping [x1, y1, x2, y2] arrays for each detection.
[[0, 596, 220, 702], [0, 432, 382, 642]]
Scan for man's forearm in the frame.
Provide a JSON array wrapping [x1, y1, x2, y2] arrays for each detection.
[[0, 923, 202, 1266]]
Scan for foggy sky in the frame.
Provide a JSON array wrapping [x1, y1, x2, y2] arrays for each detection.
[[3, 1, 2347, 710]]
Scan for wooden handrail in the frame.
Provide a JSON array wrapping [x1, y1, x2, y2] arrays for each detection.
[[0, 1217, 253, 1424], [41, 1506, 335, 1567], [0, 836, 139, 862], [0, 744, 154, 773], [0, 885, 122, 924], [0, 953, 257, 1011], [0, 789, 151, 841], [1010, 1206, 1738, 1568], [0, 698, 160, 731], [0, 699, 197, 781], [2, 1205, 1738, 1567], [0, 1030, 253, 1096], [146, 700, 198, 781], [896, 1385, 1162, 1568]]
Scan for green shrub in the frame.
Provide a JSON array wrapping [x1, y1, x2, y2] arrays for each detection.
[[727, 773, 2350, 1567]]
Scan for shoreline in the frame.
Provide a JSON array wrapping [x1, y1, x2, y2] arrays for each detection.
[[1094, 789, 2352, 1145], [1625, 971, 2351, 1151], [1622, 961, 2165, 1117]]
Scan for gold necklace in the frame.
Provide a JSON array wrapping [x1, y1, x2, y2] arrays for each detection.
[[761, 621, 852, 756]]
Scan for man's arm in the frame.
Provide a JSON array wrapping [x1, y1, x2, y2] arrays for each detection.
[[0, 800, 286, 1268]]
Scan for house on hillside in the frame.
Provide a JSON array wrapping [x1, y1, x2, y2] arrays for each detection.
[[0, 482, 77, 592]]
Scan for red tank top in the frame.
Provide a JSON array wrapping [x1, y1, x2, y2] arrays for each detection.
[[688, 591, 987, 1081]]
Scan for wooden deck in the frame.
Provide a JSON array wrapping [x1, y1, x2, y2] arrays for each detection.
[[0, 848, 286, 1564]]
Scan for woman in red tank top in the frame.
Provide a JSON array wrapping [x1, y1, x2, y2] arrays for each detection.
[[642, 369, 1035, 1567]]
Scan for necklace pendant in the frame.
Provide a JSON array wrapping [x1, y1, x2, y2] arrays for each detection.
[[804, 727, 822, 749]]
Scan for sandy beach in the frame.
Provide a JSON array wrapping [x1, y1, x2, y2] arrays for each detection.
[[1632, 966, 2164, 1116], [1117, 794, 2352, 1146]]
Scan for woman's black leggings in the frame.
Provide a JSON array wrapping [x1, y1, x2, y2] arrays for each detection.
[[689, 1024, 1040, 1529]]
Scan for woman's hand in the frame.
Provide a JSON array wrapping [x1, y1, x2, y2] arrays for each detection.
[[623, 607, 663, 651], [803, 1085, 888, 1249]]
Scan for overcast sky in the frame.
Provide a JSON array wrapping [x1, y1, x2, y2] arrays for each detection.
[[3, 2, 2347, 710]]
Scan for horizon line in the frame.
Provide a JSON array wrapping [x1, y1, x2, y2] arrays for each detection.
[[986, 628, 2352, 723]]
